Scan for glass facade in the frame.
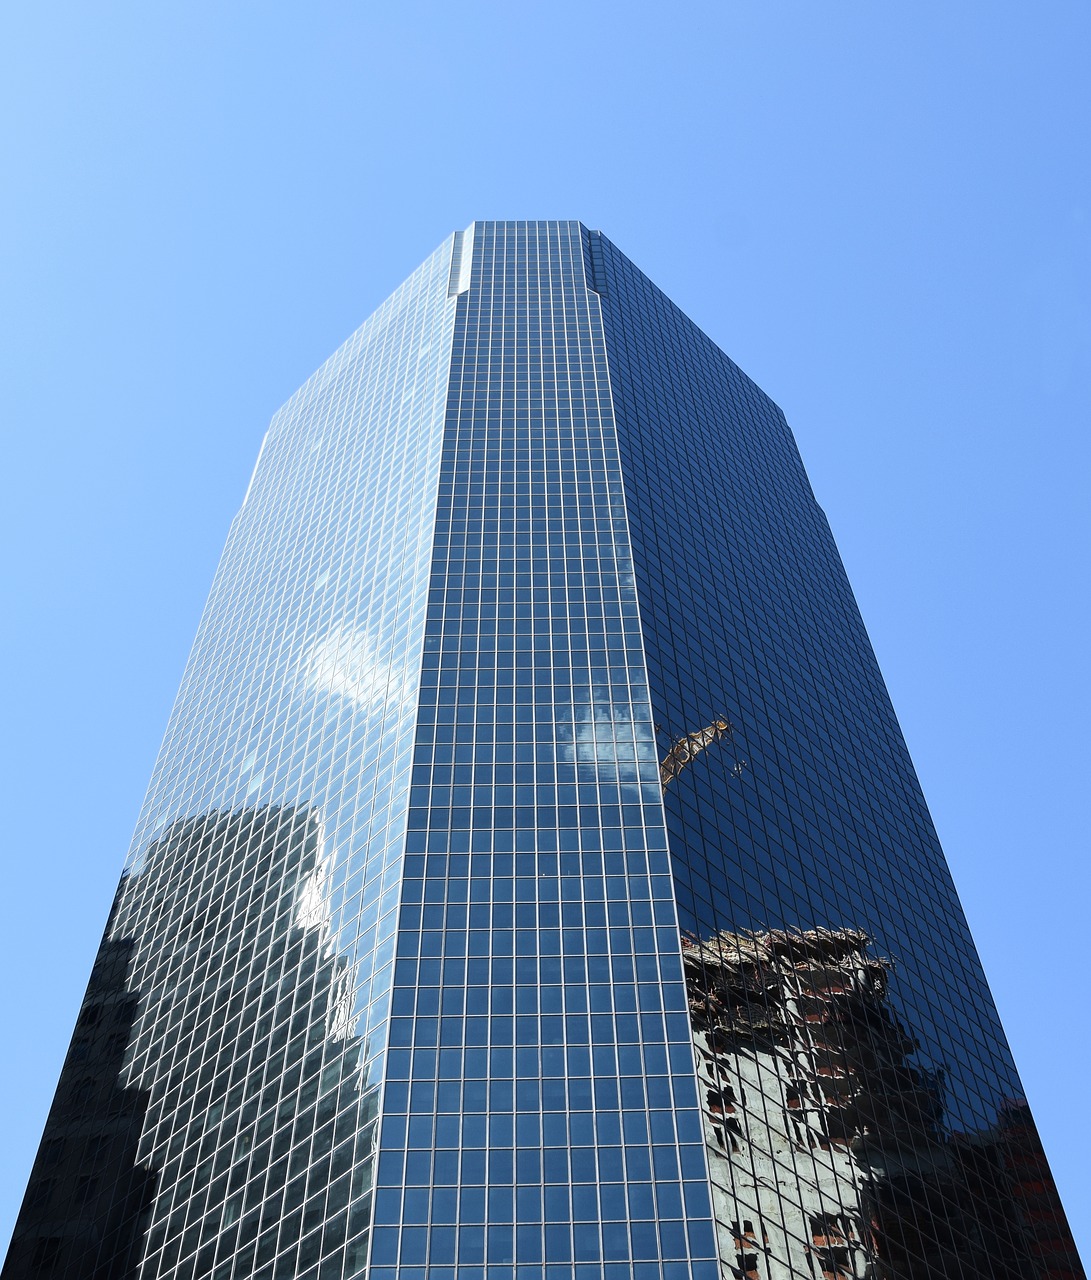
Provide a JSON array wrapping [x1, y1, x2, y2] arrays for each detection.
[[4, 222, 1081, 1280]]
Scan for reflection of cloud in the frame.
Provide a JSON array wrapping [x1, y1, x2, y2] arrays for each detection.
[[304, 625, 414, 711], [562, 701, 639, 782]]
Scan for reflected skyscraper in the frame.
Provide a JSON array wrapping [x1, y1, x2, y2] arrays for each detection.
[[4, 222, 1081, 1280]]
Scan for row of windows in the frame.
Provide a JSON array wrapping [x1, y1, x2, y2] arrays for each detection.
[[601, 232, 1030, 1154], [366, 1264, 719, 1280], [79, 237, 464, 1279], [370, 223, 718, 1270], [22, 223, 1059, 1279]]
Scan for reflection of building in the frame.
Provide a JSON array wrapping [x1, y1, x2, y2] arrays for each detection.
[[4, 883, 155, 1279], [6, 223, 1083, 1278], [991, 1102, 1085, 1279], [5, 807, 374, 1280], [125, 806, 374, 1280], [683, 928, 1072, 1280]]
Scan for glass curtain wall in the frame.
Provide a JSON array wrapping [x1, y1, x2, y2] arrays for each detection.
[[5, 236, 459, 1280], [6, 221, 1081, 1280], [593, 229, 1083, 1280], [371, 221, 720, 1280]]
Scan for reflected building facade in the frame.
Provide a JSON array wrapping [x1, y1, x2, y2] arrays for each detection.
[[684, 928, 1062, 1279], [4, 222, 1082, 1280]]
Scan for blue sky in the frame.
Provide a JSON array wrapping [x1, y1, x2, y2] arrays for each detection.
[[2, 0, 1088, 1259]]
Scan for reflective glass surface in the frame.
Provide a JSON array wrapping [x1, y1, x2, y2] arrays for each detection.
[[594, 230, 1083, 1279], [373, 222, 718, 1280], [5, 223, 1081, 1280], [5, 236, 460, 1280]]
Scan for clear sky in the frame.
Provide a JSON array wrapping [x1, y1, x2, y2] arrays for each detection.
[[2, 0, 1088, 1260]]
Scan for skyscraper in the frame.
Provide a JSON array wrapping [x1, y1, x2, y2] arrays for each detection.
[[4, 221, 1081, 1280]]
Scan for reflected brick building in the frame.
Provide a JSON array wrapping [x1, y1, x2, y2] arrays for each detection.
[[4, 223, 1082, 1280], [683, 928, 1082, 1279]]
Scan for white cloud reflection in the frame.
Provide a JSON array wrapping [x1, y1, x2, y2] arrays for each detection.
[[303, 625, 414, 712], [562, 700, 641, 782]]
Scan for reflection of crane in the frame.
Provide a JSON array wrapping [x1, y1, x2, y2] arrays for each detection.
[[659, 717, 745, 789]]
